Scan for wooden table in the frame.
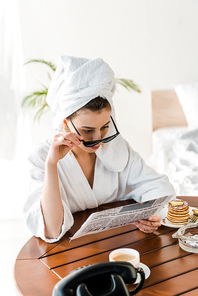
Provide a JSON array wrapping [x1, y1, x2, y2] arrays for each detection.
[[14, 196, 198, 296]]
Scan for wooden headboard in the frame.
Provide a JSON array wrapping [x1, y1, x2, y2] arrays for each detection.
[[151, 89, 188, 131]]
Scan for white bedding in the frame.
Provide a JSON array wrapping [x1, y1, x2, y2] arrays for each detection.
[[149, 126, 198, 196]]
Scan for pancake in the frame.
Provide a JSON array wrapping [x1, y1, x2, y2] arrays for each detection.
[[167, 199, 190, 225]]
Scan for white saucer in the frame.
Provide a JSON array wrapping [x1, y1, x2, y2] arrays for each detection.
[[134, 262, 150, 284]]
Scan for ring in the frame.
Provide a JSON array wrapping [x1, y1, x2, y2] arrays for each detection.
[[144, 228, 147, 232], [151, 222, 153, 226]]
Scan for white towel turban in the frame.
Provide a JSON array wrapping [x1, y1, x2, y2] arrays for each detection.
[[46, 55, 116, 131]]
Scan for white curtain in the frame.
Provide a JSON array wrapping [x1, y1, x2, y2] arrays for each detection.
[[0, 0, 31, 220]]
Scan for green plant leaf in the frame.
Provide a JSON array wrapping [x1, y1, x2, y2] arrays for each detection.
[[22, 91, 48, 107], [24, 59, 56, 72], [115, 78, 141, 93], [34, 102, 50, 121]]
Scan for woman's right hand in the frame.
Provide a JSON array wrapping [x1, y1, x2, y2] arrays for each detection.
[[47, 132, 84, 165]]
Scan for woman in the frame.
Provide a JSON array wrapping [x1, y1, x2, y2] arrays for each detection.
[[24, 55, 175, 243]]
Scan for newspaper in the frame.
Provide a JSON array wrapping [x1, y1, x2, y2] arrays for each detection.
[[70, 195, 171, 240]]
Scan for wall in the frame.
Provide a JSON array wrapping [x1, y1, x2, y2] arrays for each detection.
[[18, 0, 198, 162]]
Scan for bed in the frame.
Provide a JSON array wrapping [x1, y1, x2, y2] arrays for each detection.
[[150, 85, 198, 196]]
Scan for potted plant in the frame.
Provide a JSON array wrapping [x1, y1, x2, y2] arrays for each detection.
[[22, 59, 141, 120]]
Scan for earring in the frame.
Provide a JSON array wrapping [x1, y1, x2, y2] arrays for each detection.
[[65, 126, 70, 133], [63, 124, 71, 133], [101, 142, 103, 149]]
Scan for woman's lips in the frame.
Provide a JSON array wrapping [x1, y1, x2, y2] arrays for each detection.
[[90, 145, 100, 150]]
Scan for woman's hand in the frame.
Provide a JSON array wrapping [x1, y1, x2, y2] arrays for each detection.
[[47, 132, 84, 165], [134, 215, 161, 233]]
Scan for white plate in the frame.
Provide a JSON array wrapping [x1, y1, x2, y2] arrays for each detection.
[[134, 262, 150, 284], [159, 206, 196, 228]]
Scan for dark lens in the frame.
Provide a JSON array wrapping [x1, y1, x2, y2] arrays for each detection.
[[102, 134, 118, 143], [101, 136, 113, 143], [83, 133, 119, 147], [83, 140, 101, 147]]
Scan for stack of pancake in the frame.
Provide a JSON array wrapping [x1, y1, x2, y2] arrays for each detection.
[[167, 199, 190, 225]]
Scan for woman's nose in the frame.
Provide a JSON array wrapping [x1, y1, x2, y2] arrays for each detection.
[[92, 130, 102, 140]]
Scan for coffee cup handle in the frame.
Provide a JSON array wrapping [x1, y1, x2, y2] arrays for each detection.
[[129, 267, 145, 295]]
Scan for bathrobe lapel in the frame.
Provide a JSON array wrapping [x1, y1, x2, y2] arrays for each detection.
[[61, 153, 99, 210], [67, 153, 120, 207], [61, 152, 118, 210], [59, 134, 129, 211], [93, 156, 119, 205]]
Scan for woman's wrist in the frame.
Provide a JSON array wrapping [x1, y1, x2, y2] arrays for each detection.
[[45, 157, 58, 168]]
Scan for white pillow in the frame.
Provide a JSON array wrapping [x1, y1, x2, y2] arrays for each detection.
[[179, 128, 198, 142], [174, 82, 198, 128]]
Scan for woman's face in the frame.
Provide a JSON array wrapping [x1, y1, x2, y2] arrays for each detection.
[[67, 108, 111, 153]]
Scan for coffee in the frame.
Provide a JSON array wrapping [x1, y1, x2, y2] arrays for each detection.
[[111, 253, 136, 262], [109, 248, 140, 267]]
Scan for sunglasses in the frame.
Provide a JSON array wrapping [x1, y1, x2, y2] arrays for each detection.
[[69, 116, 120, 147]]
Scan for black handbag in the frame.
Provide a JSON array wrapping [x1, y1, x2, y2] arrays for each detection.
[[52, 261, 145, 296]]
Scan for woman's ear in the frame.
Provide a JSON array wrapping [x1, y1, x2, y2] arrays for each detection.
[[63, 118, 69, 127], [63, 118, 70, 133]]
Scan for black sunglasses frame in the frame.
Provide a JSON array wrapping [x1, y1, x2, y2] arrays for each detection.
[[69, 116, 120, 147]]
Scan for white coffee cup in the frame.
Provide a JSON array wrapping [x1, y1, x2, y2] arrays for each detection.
[[109, 248, 140, 267]]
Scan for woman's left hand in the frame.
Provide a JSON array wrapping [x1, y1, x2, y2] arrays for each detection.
[[134, 215, 161, 233]]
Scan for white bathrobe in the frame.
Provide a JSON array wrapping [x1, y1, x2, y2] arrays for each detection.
[[23, 134, 175, 243]]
